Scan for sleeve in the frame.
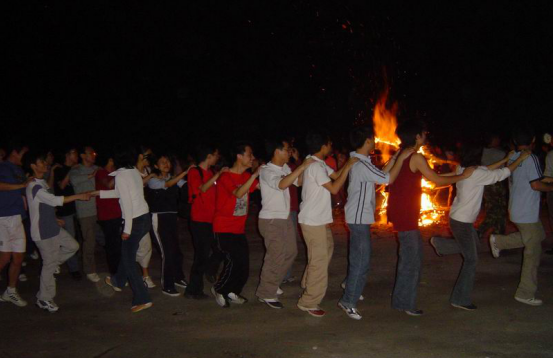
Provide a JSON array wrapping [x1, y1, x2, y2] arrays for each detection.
[[359, 161, 390, 185], [527, 155, 543, 183], [117, 175, 134, 234], [100, 189, 119, 199], [218, 173, 235, 195], [314, 164, 332, 186], [188, 169, 201, 201], [477, 167, 511, 186], [35, 187, 65, 207], [148, 177, 167, 190], [544, 151, 553, 178], [260, 168, 283, 191], [177, 179, 186, 188]]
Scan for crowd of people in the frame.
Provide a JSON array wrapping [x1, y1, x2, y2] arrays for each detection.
[[0, 121, 552, 318]]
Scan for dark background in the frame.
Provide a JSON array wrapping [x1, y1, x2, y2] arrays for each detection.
[[4, 1, 553, 157]]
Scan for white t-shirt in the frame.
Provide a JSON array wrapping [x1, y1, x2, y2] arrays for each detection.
[[298, 155, 334, 226], [449, 166, 511, 223], [508, 153, 543, 223], [259, 163, 297, 219]]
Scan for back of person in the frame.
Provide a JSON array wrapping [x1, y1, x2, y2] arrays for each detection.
[[508, 152, 542, 223], [0, 161, 26, 217], [188, 167, 216, 223], [298, 158, 333, 225], [388, 154, 422, 231]]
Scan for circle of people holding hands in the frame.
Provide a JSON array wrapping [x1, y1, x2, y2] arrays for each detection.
[[0, 121, 551, 318]]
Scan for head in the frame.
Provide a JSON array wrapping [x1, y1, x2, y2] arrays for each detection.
[[349, 125, 375, 153], [153, 155, 173, 176], [96, 151, 115, 172], [23, 150, 48, 177], [231, 142, 255, 168], [45, 151, 55, 166], [194, 144, 220, 167], [79, 146, 97, 166], [6, 140, 29, 166], [486, 133, 501, 148], [137, 146, 153, 169], [306, 131, 332, 157], [265, 138, 291, 164], [459, 142, 483, 168], [511, 125, 535, 149], [396, 121, 427, 149], [113, 145, 140, 170], [64, 146, 79, 166]]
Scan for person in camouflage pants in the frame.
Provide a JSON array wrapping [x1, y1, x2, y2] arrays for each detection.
[[478, 180, 508, 237]]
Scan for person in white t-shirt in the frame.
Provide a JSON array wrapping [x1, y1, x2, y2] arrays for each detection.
[[296, 131, 357, 317], [256, 139, 313, 309], [430, 143, 530, 310]]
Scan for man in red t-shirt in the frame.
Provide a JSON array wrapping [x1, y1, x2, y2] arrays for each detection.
[[95, 155, 123, 275], [211, 142, 259, 307], [184, 145, 228, 299]]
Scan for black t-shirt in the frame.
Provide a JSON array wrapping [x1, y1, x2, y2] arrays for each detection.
[[53, 165, 76, 217]]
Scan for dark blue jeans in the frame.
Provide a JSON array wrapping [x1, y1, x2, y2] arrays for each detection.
[[112, 214, 152, 306], [340, 224, 371, 309], [432, 218, 478, 306], [392, 230, 423, 311]]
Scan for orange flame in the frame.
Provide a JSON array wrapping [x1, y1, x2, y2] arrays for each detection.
[[373, 89, 401, 163]]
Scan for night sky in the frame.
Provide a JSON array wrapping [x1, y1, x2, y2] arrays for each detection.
[[4, 2, 552, 157]]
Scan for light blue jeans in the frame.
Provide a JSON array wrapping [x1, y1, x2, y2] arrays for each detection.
[[392, 230, 423, 311], [339, 224, 371, 309]]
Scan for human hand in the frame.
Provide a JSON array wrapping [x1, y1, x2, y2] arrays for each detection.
[[79, 192, 92, 201], [121, 233, 130, 241], [347, 157, 359, 167], [23, 176, 35, 187], [88, 169, 98, 179], [52, 164, 62, 171], [520, 149, 532, 160], [507, 150, 516, 159], [56, 218, 65, 227], [301, 157, 315, 168], [398, 148, 416, 161]]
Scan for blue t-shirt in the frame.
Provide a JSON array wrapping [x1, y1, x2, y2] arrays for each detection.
[[508, 152, 543, 223], [0, 162, 26, 217]]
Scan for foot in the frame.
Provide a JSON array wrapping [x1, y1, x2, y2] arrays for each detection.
[[403, 309, 424, 316], [340, 282, 364, 301], [258, 298, 284, 309], [162, 288, 181, 297], [514, 296, 543, 306], [451, 303, 477, 311], [18, 273, 28, 282], [105, 276, 122, 292], [211, 287, 229, 308], [36, 299, 59, 313], [86, 273, 101, 283], [131, 302, 153, 313], [489, 234, 500, 258], [429, 237, 443, 257], [70, 271, 82, 280], [174, 279, 188, 289], [228, 292, 248, 304], [277, 287, 284, 295], [143, 276, 156, 288], [281, 276, 296, 284], [338, 302, 362, 320], [297, 304, 326, 317], [0, 289, 28, 307], [184, 292, 209, 300]]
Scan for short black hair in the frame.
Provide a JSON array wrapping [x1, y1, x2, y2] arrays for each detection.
[[396, 120, 426, 148], [459, 142, 483, 167], [349, 125, 375, 150], [113, 144, 138, 169], [6, 139, 28, 156], [264, 138, 288, 161], [305, 131, 331, 155], [511, 125, 535, 146], [230, 141, 252, 161], [23, 150, 47, 175], [96, 150, 113, 168], [193, 144, 217, 164]]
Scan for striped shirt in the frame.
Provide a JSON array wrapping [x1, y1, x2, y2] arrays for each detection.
[[508, 152, 543, 223], [345, 152, 390, 225]]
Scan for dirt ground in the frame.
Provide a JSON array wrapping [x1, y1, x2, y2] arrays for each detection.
[[1, 208, 553, 358]]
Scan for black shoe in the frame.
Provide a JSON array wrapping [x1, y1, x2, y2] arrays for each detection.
[[162, 288, 181, 297], [184, 292, 209, 300], [70, 271, 82, 280], [451, 303, 477, 311]]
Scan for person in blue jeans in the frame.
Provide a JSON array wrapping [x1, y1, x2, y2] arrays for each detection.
[[339, 125, 413, 320], [95, 146, 153, 313]]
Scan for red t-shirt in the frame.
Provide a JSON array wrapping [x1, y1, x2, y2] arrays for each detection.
[[95, 168, 122, 221], [388, 154, 422, 231], [213, 171, 258, 234], [188, 167, 216, 223]]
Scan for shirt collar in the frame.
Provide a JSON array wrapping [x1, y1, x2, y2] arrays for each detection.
[[306, 154, 324, 163], [350, 151, 371, 162]]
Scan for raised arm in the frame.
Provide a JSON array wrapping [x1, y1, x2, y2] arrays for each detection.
[[200, 167, 228, 192], [278, 158, 314, 190], [412, 153, 474, 186], [322, 157, 358, 194], [233, 168, 260, 199]]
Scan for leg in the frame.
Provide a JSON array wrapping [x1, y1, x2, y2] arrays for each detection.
[[61, 215, 80, 273], [514, 222, 545, 299], [257, 219, 289, 299], [35, 238, 61, 301], [233, 234, 249, 295], [187, 221, 213, 295], [392, 230, 423, 311], [79, 216, 97, 274], [99, 218, 123, 275], [136, 232, 152, 273], [340, 224, 371, 309], [449, 220, 479, 306], [214, 233, 236, 296]]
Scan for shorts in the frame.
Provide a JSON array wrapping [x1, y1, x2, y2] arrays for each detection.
[[0, 215, 27, 253]]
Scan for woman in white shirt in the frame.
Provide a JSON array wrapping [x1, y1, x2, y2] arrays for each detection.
[[95, 146, 152, 313], [430, 143, 530, 311]]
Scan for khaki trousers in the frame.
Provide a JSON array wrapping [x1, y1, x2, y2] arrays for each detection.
[[256, 218, 298, 299], [494, 221, 545, 299], [78, 216, 97, 274], [298, 224, 334, 308]]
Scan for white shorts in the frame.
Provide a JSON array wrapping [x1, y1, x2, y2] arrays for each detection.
[[0, 215, 27, 253]]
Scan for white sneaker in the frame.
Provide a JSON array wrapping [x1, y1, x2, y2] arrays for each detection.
[[277, 287, 283, 295], [227, 292, 248, 304], [211, 286, 229, 308], [515, 296, 543, 306], [30, 251, 39, 260], [489, 234, 500, 258], [18, 273, 28, 282], [341, 282, 364, 301], [86, 273, 101, 283], [36, 299, 59, 312], [0, 289, 28, 307], [338, 302, 362, 320], [143, 276, 156, 288]]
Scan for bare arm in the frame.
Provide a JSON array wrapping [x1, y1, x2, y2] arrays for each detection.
[[200, 167, 229, 193], [412, 153, 474, 186], [233, 168, 260, 199], [506, 150, 531, 173], [63, 192, 92, 204], [487, 151, 514, 171], [0, 177, 34, 191], [387, 148, 415, 184], [278, 158, 314, 190], [322, 157, 357, 194], [531, 180, 553, 192]]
